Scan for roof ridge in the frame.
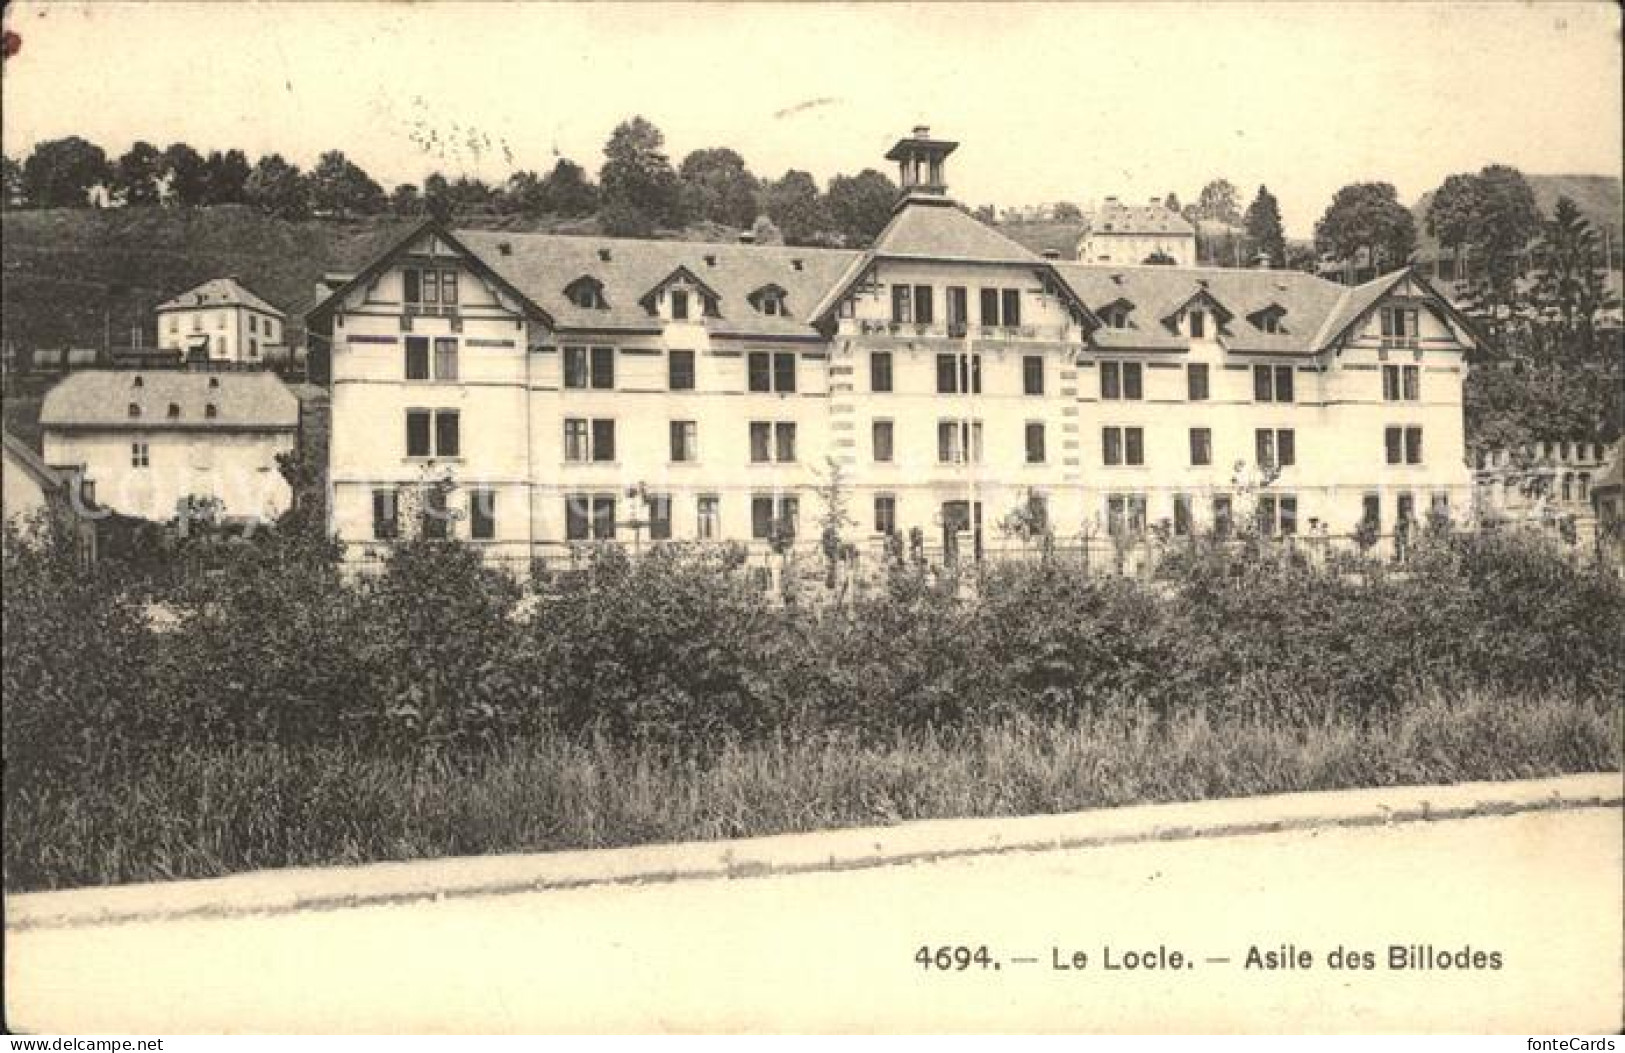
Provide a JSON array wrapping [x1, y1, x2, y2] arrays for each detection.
[[454, 228, 858, 257]]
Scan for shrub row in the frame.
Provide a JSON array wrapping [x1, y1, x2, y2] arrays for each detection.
[[5, 525, 1623, 785]]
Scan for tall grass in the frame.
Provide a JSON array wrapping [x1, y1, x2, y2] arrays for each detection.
[[7, 688, 1617, 892]]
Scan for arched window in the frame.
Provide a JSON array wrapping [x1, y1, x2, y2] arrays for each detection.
[[564, 277, 608, 310]]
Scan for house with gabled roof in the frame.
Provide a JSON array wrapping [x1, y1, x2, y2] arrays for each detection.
[[1078, 197, 1197, 266], [156, 277, 287, 364], [307, 127, 1477, 567], [39, 371, 299, 524]]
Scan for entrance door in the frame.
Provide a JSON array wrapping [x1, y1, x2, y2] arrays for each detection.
[[941, 500, 984, 563]]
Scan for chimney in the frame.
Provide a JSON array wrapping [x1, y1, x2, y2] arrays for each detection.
[[598, 248, 612, 262], [497, 241, 513, 256], [913, 125, 931, 139], [704, 253, 717, 267], [1042, 250, 1061, 260]]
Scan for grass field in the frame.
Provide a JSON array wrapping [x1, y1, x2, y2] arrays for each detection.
[[6, 688, 1617, 891]]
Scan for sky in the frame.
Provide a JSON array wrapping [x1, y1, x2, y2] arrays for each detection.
[[1, 1, 1620, 237]]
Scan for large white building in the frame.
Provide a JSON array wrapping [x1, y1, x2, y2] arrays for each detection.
[[40, 371, 300, 523], [309, 129, 1477, 566], [155, 277, 287, 364], [1077, 197, 1197, 267]]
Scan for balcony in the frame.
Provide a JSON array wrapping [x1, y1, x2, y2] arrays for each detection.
[[843, 319, 1073, 342]]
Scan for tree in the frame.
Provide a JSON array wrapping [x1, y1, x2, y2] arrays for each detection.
[[1163, 192, 1182, 214], [21, 136, 109, 208], [599, 116, 684, 232], [111, 141, 165, 206], [1, 154, 22, 207], [540, 158, 597, 217], [762, 169, 827, 245], [1468, 165, 1542, 313], [161, 143, 208, 206], [1313, 182, 1416, 276], [825, 168, 896, 246], [1532, 196, 1615, 333], [1193, 179, 1241, 226], [1244, 185, 1286, 268], [309, 149, 385, 217], [201, 149, 251, 205], [1053, 201, 1083, 222], [244, 153, 309, 219], [423, 172, 452, 223], [390, 183, 424, 217], [1425, 171, 1485, 278], [678, 147, 760, 228]]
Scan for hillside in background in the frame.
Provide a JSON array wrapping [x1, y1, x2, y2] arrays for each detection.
[[0, 206, 748, 352], [1411, 174, 1623, 260]]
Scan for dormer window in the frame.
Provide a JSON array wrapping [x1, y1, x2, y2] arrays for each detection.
[[564, 276, 608, 310], [1249, 306, 1288, 335], [749, 285, 789, 317], [671, 289, 690, 320], [1101, 303, 1133, 330]]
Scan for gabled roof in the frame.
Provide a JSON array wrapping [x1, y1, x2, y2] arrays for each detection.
[[305, 220, 557, 332], [1053, 264, 1354, 355], [40, 371, 300, 431], [1085, 199, 1195, 237], [3, 430, 66, 494], [870, 196, 1043, 263], [636, 264, 724, 313], [157, 277, 284, 317], [451, 229, 859, 338]]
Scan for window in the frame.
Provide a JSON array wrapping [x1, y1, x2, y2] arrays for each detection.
[[565, 494, 618, 541], [249, 339, 259, 358], [891, 285, 912, 323], [1385, 426, 1424, 465], [564, 418, 615, 463], [167, 403, 181, 419], [1102, 304, 1131, 329], [205, 404, 218, 419], [407, 409, 459, 457], [433, 338, 458, 381], [874, 495, 897, 535], [936, 353, 982, 395], [1023, 356, 1045, 396], [1430, 493, 1451, 521], [266, 319, 277, 341], [1188, 310, 1206, 339], [132, 376, 144, 388], [131, 442, 149, 468], [647, 494, 673, 541], [1173, 494, 1193, 537], [1001, 289, 1021, 327], [1106, 494, 1148, 537], [1253, 364, 1294, 402], [946, 287, 969, 329], [670, 290, 690, 320], [1213, 495, 1234, 537], [406, 336, 430, 380], [749, 422, 796, 463], [670, 421, 698, 463], [1383, 364, 1420, 401], [1362, 494, 1381, 529], [1257, 494, 1299, 536], [937, 420, 984, 464], [1381, 306, 1419, 344], [913, 285, 934, 325], [560, 346, 614, 389], [870, 351, 893, 393], [979, 288, 1000, 326], [371, 489, 399, 540], [697, 495, 720, 540], [250, 315, 258, 334], [748, 351, 797, 393], [1255, 428, 1295, 469], [1397, 493, 1416, 526], [1187, 363, 1209, 401], [872, 420, 894, 463], [168, 316, 178, 334], [1103, 426, 1145, 466], [1025, 422, 1046, 464], [1100, 361, 1143, 400], [1189, 427, 1212, 467], [420, 486, 450, 541], [751, 495, 799, 540], [128, 403, 141, 418], [192, 314, 201, 332], [566, 277, 608, 310], [216, 312, 225, 331], [668, 349, 696, 391], [469, 489, 496, 541]]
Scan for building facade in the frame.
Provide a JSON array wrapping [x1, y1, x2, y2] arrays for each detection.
[[156, 277, 287, 364], [40, 371, 299, 523], [1474, 439, 1617, 543], [310, 130, 1477, 567], [1076, 197, 1197, 267]]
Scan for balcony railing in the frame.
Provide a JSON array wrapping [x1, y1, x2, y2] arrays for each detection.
[[844, 319, 1072, 341]]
